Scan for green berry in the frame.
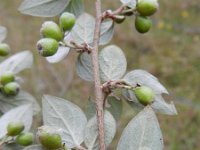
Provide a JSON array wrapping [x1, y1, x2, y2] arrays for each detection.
[[3, 82, 20, 96], [135, 16, 152, 33], [40, 21, 63, 41], [134, 86, 154, 106], [0, 71, 15, 85], [0, 43, 10, 56], [16, 132, 34, 146], [38, 126, 62, 150], [114, 15, 126, 24], [7, 122, 25, 136], [37, 38, 58, 57], [59, 12, 76, 31], [137, 0, 159, 16]]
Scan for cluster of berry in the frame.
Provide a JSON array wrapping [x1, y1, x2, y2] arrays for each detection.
[[0, 72, 20, 96], [6, 122, 64, 149], [135, 0, 158, 33], [36, 12, 76, 57], [6, 121, 33, 146], [115, 0, 159, 33]]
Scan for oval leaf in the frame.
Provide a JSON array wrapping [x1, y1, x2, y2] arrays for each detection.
[[0, 91, 40, 115], [151, 95, 177, 115], [123, 69, 177, 115], [99, 20, 114, 45], [84, 111, 116, 150], [42, 95, 87, 148], [71, 13, 95, 45], [76, 52, 93, 81], [0, 104, 33, 138], [18, 0, 70, 17], [71, 13, 114, 46], [99, 45, 127, 82], [106, 96, 123, 121], [0, 51, 33, 76], [117, 107, 164, 150], [85, 98, 96, 120], [65, 0, 84, 17], [0, 26, 7, 43]]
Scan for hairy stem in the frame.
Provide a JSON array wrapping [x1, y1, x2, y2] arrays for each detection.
[[91, 0, 106, 150]]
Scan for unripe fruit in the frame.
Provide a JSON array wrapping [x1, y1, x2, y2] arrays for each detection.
[[0, 71, 15, 85], [114, 15, 126, 24], [40, 21, 63, 41], [0, 43, 10, 56], [137, 0, 159, 16], [3, 82, 20, 96], [59, 12, 76, 31], [16, 132, 34, 146], [135, 16, 152, 33], [38, 126, 62, 149], [37, 38, 58, 57], [134, 86, 154, 106], [7, 121, 25, 136]]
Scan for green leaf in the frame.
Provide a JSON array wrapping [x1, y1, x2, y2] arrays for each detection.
[[117, 107, 164, 150], [23, 145, 43, 150], [18, 0, 71, 17], [0, 26, 7, 43], [99, 20, 114, 45], [106, 96, 122, 121], [0, 51, 33, 76], [151, 95, 177, 115], [76, 45, 127, 82], [65, 0, 84, 17], [0, 104, 33, 138], [0, 90, 40, 115], [85, 98, 96, 120], [120, 0, 137, 8], [71, 13, 95, 45], [99, 45, 127, 82], [76, 52, 93, 81], [123, 69, 177, 115], [84, 111, 116, 150], [42, 95, 87, 148], [71, 13, 114, 46]]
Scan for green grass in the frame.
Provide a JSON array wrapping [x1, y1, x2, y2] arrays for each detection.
[[0, 0, 200, 149]]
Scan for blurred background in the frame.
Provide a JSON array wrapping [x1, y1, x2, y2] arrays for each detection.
[[0, 0, 200, 149]]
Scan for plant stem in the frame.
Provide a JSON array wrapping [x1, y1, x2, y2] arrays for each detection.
[[92, 0, 106, 150]]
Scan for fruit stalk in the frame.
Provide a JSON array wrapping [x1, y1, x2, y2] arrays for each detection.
[[92, 0, 106, 150]]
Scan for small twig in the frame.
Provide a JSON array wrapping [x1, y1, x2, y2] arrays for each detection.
[[101, 5, 126, 20], [101, 80, 136, 95], [59, 41, 92, 53]]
